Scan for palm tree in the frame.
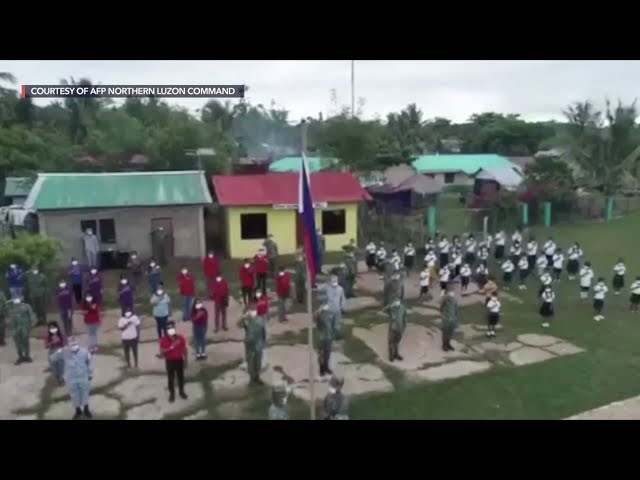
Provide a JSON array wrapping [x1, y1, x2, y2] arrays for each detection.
[[60, 77, 100, 143]]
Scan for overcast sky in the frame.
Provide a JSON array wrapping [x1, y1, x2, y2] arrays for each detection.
[[2, 60, 639, 123]]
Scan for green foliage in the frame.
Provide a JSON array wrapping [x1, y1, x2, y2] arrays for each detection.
[[0, 234, 63, 273]]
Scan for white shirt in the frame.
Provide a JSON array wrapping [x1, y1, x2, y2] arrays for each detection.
[[419, 271, 430, 286], [568, 246, 583, 260], [391, 255, 402, 270], [439, 268, 450, 282], [479, 247, 489, 260], [631, 281, 640, 295], [527, 242, 537, 256], [512, 232, 522, 244], [485, 234, 493, 248], [543, 241, 556, 256], [377, 248, 387, 260], [438, 240, 450, 253], [502, 261, 515, 273], [541, 290, 555, 303], [487, 298, 501, 313], [476, 265, 488, 275], [540, 274, 552, 285], [366, 243, 376, 254], [614, 263, 626, 276], [425, 253, 437, 268], [118, 315, 141, 340], [510, 245, 522, 256], [460, 265, 472, 277], [536, 256, 548, 269], [465, 239, 477, 253], [553, 253, 564, 269], [454, 252, 462, 266], [404, 246, 415, 257], [518, 257, 529, 270], [593, 283, 608, 300], [495, 232, 506, 246], [580, 267, 594, 287]]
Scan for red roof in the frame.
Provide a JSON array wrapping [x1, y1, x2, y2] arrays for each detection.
[[212, 172, 372, 206]]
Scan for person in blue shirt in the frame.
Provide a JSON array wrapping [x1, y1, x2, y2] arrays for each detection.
[[68, 258, 84, 305], [6, 263, 25, 299]]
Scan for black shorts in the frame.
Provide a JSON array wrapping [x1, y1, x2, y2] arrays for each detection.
[[580, 286, 590, 293], [593, 299, 604, 312], [464, 252, 475, 264], [420, 285, 429, 295], [519, 269, 529, 281], [366, 253, 376, 267], [503, 272, 513, 283], [440, 281, 448, 291], [439, 253, 449, 267], [461, 276, 470, 287], [495, 245, 504, 260], [613, 275, 624, 290], [567, 259, 579, 275], [404, 256, 415, 270], [539, 302, 554, 317], [553, 268, 562, 276], [488, 312, 499, 326], [631, 293, 640, 305]]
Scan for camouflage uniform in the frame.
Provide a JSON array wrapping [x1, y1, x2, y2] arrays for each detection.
[[323, 376, 349, 420], [8, 301, 36, 362], [263, 237, 279, 278], [344, 254, 357, 298], [315, 306, 336, 375], [384, 274, 404, 307], [440, 293, 459, 351], [331, 264, 347, 292], [387, 300, 407, 361], [268, 384, 289, 420], [26, 270, 48, 325], [294, 258, 306, 304], [0, 291, 6, 346], [240, 312, 266, 384]]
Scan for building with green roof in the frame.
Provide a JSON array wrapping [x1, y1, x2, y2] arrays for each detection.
[[4, 176, 36, 205], [412, 154, 515, 187], [269, 156, 338, 173], [25, 171, 212, 264]]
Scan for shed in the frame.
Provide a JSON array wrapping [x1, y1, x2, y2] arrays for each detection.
[[412, 154, 514, 186], [4, 177, 35, 206], [367, 173, 441, 214]]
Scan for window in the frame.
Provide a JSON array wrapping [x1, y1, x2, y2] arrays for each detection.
[[80, 218, 117, 244], [240, 213, 267, 240], [444, 172, 455, 184], [322, 209, 346, 235]]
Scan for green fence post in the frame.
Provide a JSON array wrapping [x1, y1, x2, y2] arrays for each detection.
[[521, 203, 529, 227], [427, 206, 437, 235], [605, 197, 614, 221], [543, 202, 552, 227]]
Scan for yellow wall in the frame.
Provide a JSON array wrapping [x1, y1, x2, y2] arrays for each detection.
[[226, 203, 359, 259]]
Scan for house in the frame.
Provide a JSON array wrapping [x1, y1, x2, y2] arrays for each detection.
[[4, 177, 35, 206], [474, 165, 524, 195], [211, 172, 371, 259], [412, 154, 516, 187], [367, 165, 442, 214], [269, 156, 339, 173], [24, 171, 212, 264]]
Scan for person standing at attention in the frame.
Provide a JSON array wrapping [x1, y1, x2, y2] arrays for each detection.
[[254, 247, 269, 296], [629, 276, 640, 313], [117, 275, 134, 316], [501, 258, 515, 291], [82, 294, 101, 353], [539, 286, 555, 328], [118, 309, 140, 369], [316, 228, 326, 276], [45, 321, 66, 385], [239, 258, 255, 308], [552, 247, 564, 282], [26, 265, 47, 325], [82, 228, 100, 268], [526, 237, 538, 272], [8, 297, 35, 364], [612, 258, 626, 295], [365, 240, 377, 272], [592, 277, 608, 321], [51, 337, 93, 419], [566, 242, 583, 280], [203, 250, 220, 289], [57, 279, 74, 336], [150, 287, 170, 339], [494, 230, 506, 261], [177, 267, 195, 322], [486, 292, 501, 338], [6, 263, 25, 299], [460, 262, 472, 293], [579, 261, 594, 300], [293, 253, 306, 305], [263, 234, 279, 279], [419, 264, 431, 301], [210, 274, 230, 332], [438, 235, 450, 268], [403, 241, 416, 275], [191, 300, 209, 359], [438, 264, 451, 296], [318, 274, 345, 337], [68, 258, 84, 305], [517, 256, 530, 290], [440, 287, 458, 351], [146, 260, 162, 296], [159, 321, 189, 402], [239, 302, 266, 386], [275, 266, 291, 323]]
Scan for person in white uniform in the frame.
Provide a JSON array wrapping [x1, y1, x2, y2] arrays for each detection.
[[592, 277, 608, 321], [612, 258, 626, 295], [579, 262, 594, 300]]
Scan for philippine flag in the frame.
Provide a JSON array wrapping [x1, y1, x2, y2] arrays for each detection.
[[298, 154, 321, 283]]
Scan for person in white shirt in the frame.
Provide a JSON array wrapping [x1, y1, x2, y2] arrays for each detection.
[[486, 292, 501, 338], [460, 263, 472, 293], [403, 242, 416, 274], [539, 286, 555, 328], [612, 258, 626, 295], [438, 265, 450, 296], [526, 238, 538, 271], [592, 277, 608, 321], [425, 236, 435, 252], [118, 309, 141, 368], [552, 248, 564, 282], [484, 233, 493, 250], [539, 270, 553, 295], [543, 237, 556, 265], [566, 242, 583, 280], [478, 242, 489, 263], [629, 276, 640, 312], [438, 236, 450, 268], [390, 250, 402, 271], [579, 262, 594, 299], [365, 241, 377, 271], [509, 241, 522, 266], [511, 228, 522, 246], [418, 267, 431, 301], [494, 230, 506, 260], [536, 255, 548, 277], [376, 244, 388, 273], [517, 256, 530, 290], [501, 259, 515, 290], [452, 249, 463, 277], [464, 234, 477, 265], [452, 235, 462, 250]]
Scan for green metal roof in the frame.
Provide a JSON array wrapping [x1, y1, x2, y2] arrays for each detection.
[[412, 154, 513, 175], [269, 156, 338, 173], [25, 171, 212, 210], [4, 177, 35, 197]]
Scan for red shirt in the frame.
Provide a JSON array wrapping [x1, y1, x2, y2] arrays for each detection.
[[160, 334, 186, 360], [210, 278, 230, 305], [177, 273, 195, 296], [239, 264, 255, 288], [254, 254, 269, 274], [83, 301, 100, 325], [191, 307, 208, 326], [203, 255, 219, 278], [275, 272, 291, 297], [256, 297, 269, 316]]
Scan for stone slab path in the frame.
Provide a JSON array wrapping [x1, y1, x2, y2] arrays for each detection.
[[568, 395, 640, 420]]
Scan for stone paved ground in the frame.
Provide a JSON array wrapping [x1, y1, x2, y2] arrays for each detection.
[[568, 395, 640, 420]]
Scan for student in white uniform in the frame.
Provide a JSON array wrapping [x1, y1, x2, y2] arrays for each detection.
[[486, 292, 501, 338], [403, 242, 416, 274], [526, 237, 538, 271], [452, 235, 462, 250], [453, 248, 463, 277], [511, 228, 522, 246], [478, 242, 489, 264], [517, 256, 530, 290], [425, 236, 435, 252], [566, 242, 583, 280], [460, 263, 472, 293], [464, 234, 477, 265], [419, 266, 430, 301], [438, 235, 450, 268], [539, 270, 553, 295], [543, 237, 556, 265], [501, 259, 515, 290], [365, 241, 377, 271], [629, 276, 640, 312], [390, 249, 402, 271], [539, 286, 555, 328], [494, 230, 506, 260], [476, 263, 488, 288], [438, 265, 451, 296], [552, 247, 564, 282], [592, 277, 608, 321], [376, 244, 387, 273], [579, 262, 594, 299], [536, 255, 548, 277], [484, 233, 493, 250], [509, 241, 522, 267], [612, 258, 626, 295]]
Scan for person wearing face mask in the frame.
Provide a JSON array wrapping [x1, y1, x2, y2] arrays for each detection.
[[159, 321, 189, 402], [318, 274, 346, 338], [68, 258, 84, 304], [45, 321, 66, 385], [177, 267, 195, 322], [191, 300, 209, 359], [82, 228, 100, 268], [82, 294, 101, 353], [293, 254, 306, 305], [150, 287, 171, 339], [126, 251, 144, 294], [210, 274, 230, 332], [239, 258, 255, 308], [203, 250, 220, 288], [6, 263, 25, 300], [25, 265, 47, 325], [51, 337, 93, 419], [117, 275, 134, 316], [118, 309, 141, 368], [323, 375, 349, 420], [263, 234, 279, 279], [268, 383, 290, 420], [255, 290, 270, 321], [0, 289, 6, 346], [275, 266, 292, 323], [8, 297, 35, 364], [238, 302, 266, 386], [254, 248, 269, 296], [146, 260, 162, 296], [315, 300, 336, 376], [57, 279, 74, 336], [86, 267, 103, 307]]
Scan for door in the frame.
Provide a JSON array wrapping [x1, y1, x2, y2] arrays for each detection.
[[151, 218, 175, 258]]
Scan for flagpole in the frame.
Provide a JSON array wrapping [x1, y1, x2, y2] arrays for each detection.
[[302, 119, 316, 420]]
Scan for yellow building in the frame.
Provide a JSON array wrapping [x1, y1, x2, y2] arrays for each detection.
[[212, 172, 371, 259]]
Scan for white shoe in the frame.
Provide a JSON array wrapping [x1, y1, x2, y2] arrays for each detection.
[[599, 315, 605, 320], [486, 331, 491, 337], [594, 316, 600, 321], [541, 322, 549, 328]]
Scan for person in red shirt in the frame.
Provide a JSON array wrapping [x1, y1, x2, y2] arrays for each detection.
[[82, 294, 101, 354], [177, 267, 195, 322], [159, 321, 188, 402], [256, 291, 269, 319], [210, 275, 230, 332], [254, 248, 269, 297], [239, 258, 255, 308], [203, 250, 219, 287], [191, 300, 209, 359], [275, 266, 292, 322]]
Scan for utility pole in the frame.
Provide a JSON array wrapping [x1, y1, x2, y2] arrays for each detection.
[[351, 60, 355, 118]]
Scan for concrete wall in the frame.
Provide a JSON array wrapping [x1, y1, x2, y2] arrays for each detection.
[[424, 172, 473, 187], [40, 205, 205, 263]]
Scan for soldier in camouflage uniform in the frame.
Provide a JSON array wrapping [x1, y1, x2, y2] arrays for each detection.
[[263, 234, 279, 278], [387, 299, 407, 362], [315, 301, 336, 376], [238, 303, 267, 386], [268, 383, 290, 420], [331, 263, 347, 292], [8, 297, 36, 364], [384, 271, 404, 307], [26, 266, 48, 326], [0, 290, 7, 346], [440, 287, 459, 351], [294, 253, 306, 304], [344, 252, 357, 298], [323, 375, 349, 420]]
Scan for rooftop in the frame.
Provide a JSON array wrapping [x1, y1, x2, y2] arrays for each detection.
[[4, 176, 35, 198], [269, 156, 338, 173], [412, 154, 513, 175]]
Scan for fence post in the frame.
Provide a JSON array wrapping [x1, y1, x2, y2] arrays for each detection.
[[605, 197, 614, 221], [427, 206, 437, 235], [543, 202, 552, 227], [521, 202, 529, 227]]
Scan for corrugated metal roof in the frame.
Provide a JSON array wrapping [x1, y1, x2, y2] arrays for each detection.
[[412, 154, 512, 175], [212, 172, 371, 206], [25, 171, 213, 210], [4, 177, 35, 197], [269, 156, 338, 172], [476, 165, 524, 189]]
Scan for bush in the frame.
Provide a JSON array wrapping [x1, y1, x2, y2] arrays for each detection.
[[0, 234, 63, 274]]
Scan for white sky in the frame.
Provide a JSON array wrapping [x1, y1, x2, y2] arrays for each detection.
[[1, 60, 639, 123]]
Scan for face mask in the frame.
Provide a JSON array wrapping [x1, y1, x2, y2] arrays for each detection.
[[33, 269, 39, 275], [279, 271, 284, 276], [59, 283, 66, 288], [71, 261, 78, 266], [125, 312, 132, 318], [12, 298, 21, 304], [181, 269, 187, 275], [131, 254, 137, 259], [9, 264, 16, 269], [121, 279, 127, 285], [320, 304, 329, 311], [216, 276, 222, 282], [90, 269, 97, 275], [244, 263, 249, 268], [86, 297, 93, 303], [157, 290, 164, 296], [331, 281, 338, 286], [71, 344, 80, 351], [86, 230, 93, 235], [49, 328, 58, 334], [208, 253, 214, 258], [256, 293, 262, 299], [249, 310, 257, 316], [167, 328, 176, 336], [328, 387, 337, 394], [195, 303, 203, 309]]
